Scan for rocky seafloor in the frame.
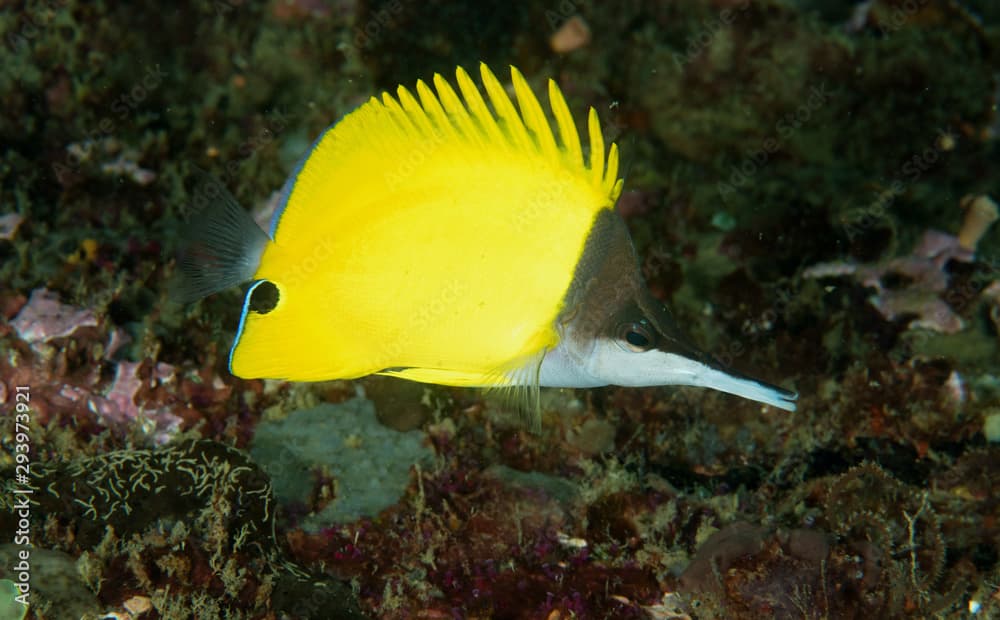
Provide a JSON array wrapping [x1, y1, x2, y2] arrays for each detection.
[[2, 0, 1000, 618]]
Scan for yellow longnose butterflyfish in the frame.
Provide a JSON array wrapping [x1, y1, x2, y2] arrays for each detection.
[[179, 63, 797, 419]]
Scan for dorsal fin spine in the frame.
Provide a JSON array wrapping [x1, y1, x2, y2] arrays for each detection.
[[547, 79, 583, 168], [587, 108, 605, 186], [381, 93, 419, 139], [510, 66, 559, 162], [605, 142, 620, 198], [416, 79, 455, 140], [455, 66, 509, 152], [396, 85, 436, 139], [479, 63, 533, 153], [432, 73, 483, 149], [375, 65, 618, 198]]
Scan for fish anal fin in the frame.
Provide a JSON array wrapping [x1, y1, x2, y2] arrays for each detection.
[[377, 367, 495, 387]]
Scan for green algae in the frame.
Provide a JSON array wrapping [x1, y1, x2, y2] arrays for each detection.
[[251, 398, 435, 529], [0, 578, 27, 620]]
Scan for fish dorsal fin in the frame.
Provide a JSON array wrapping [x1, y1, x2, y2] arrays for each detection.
[[267, 64, 622, 247]]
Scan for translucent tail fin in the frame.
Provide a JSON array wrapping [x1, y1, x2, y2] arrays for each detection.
[[172, 173, 270, 303]]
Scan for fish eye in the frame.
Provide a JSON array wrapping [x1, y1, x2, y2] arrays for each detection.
[[618, 321, 653, 352], [248, 280, 279, 314]]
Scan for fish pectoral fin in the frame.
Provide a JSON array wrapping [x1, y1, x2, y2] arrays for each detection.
[[487, 382, 543, 433], [483, 350, 547, 433]]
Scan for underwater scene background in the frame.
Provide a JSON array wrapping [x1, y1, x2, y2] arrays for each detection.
[[2, 0, 1000, 618]]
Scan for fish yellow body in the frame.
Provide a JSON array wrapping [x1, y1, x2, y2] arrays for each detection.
[[240, 64, 619, 384], [180, 63, 797, 413]]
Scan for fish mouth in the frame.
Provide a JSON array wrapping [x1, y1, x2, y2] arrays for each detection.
[[693, 359, 799, 411], [636, 286, 797, 411], [647, 335, 798, 412]]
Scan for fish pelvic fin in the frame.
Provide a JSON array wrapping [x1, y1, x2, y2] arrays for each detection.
[[377, 351, 549, 433]]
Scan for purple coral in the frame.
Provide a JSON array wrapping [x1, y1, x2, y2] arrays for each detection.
[[11, 288, 99, 347], [0, 213, 23, 241], [804, 229, 978, 334]]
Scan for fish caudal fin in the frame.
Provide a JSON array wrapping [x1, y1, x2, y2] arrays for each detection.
[[173, 174, 270, 303]]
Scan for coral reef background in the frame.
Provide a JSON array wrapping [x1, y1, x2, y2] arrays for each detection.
[[2, 0, 1000, 618]]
